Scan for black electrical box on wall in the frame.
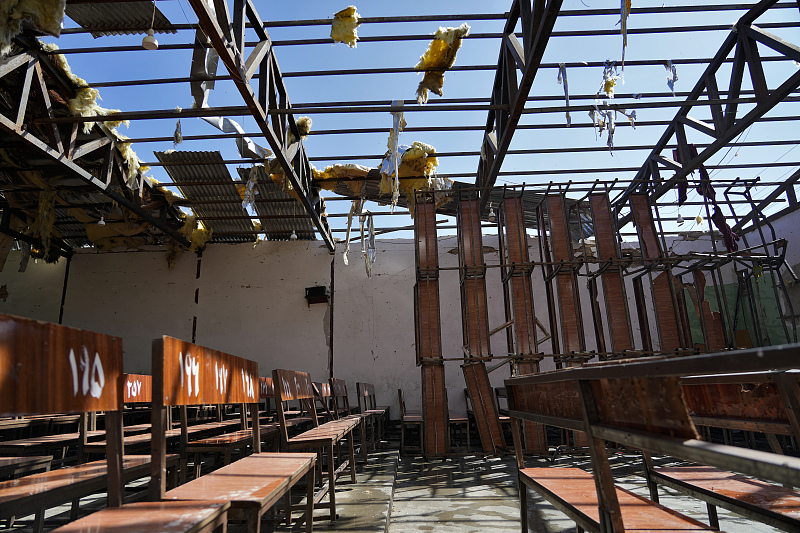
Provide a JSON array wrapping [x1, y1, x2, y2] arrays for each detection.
[[305, 285, 329, 305]]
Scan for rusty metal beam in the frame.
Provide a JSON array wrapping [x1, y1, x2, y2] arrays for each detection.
[[475, 0, 563, 212], [187, 0, 334, 251]]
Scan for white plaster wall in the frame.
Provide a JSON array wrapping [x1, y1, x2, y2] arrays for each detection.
[[0, 250, 67, 322], [60, 249, 197, 374], [6, 208, 799, 419]]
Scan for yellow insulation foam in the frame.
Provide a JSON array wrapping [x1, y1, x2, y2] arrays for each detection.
[[415, 23, 470, 104], [330, 5, 361, 48], [1, 0, 65, 57], [313, 163, 370, 197], [287, 116, 312, 145], [379, 141, 448, 218]]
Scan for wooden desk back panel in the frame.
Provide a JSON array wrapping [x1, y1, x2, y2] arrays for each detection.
[[682, 373, 792, 426], [123, 373, 152, 404], [508, 376, 697, 439], [259, 377, 275, 399], [155, 336, 258, 407], [0, 312, 123, 416], [273, 369, 315, 402]]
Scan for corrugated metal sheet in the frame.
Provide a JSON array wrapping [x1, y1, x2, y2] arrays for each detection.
[[65, 2, 176, 38], [237, 167, 316, 241], [155, 151, 256, 243]]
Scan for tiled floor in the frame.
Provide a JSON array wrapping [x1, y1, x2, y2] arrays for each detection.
[[4, 428, 787, 533]]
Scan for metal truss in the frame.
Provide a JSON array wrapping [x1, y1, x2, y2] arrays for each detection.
[[188, 0, 335, 251], [474, 0, 563, 212], [613, 0, 800, 226], [0, 41, 191, 249]]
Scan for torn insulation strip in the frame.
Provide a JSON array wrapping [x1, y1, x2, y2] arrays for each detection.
[[202, 116, 272, 160], [360, 210, 376, 278], [242, 165, 259, 209], [343, 197, 363, 266], [557, 63, 571, 127], [414, 23, 470, 104], [190, 28, 219, 108], [330, 5, 361, 48], [665, 60, 678, 95], [617, 108, 636, 128], [384, 100, 406, 208], [620, 0, 631, 68], [174, 106, 183, 145], [1, 0, 66, 57], [380, 141, 448, 218], [597, 60, 620, 98], [589, 107, 616, 152]]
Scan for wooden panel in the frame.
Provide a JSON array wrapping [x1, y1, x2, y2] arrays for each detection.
[[683, 381, 788, 424], [513, 361, 547, 453], [589, 193, 633, 352], [503, 196, 530, 266], [156, 336, 258, 406], [602, 272, 632, 352], [457, 198, 485, 274], [546, 195, 572, 262], [503, 196, 537, 354], [463, 362, 505, 453], [630, 194, 663, 260], [555, 274, 583, 353], [592, 377, 698, 439], [0, 312, 123, 416], [272, 369, 315, 402], [122, 374, 152, 404], [460, 277, 491, 358], [508, 380, 583, 422], [259, 376, 274, 399], [421, 364, 449, 455], [415, 199, 439, 278], [547, 195, 585, 354], [653, 272, 685, 353], [692, 271, 727, 352], [510, 276, 536, 354], [416, 279, 442, 362]]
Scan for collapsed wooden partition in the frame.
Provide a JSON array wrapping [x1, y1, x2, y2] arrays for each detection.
[[545, 195, 586, 363], [589, 194, 633, 354], [498, 196, 547, 453], [458, 197, 505, 454], [414, 198, 449, 456], [630, 194, 691, 353]]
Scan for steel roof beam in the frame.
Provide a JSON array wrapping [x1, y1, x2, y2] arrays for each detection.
[[475, 0, 563, 212], [187, 0, 334, 251]]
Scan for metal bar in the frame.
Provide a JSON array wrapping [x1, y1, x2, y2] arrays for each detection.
[[187, 0, 334, 251]]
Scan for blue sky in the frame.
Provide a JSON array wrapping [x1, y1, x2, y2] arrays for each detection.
[[51, 1, 800, 240]]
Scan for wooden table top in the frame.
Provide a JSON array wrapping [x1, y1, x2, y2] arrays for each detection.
[[0, 431, 105, 451], [164, 452, 315, 508], [41, 500, 230, 533], [657, 466, 800, 519], [521, 467, 716, 532], [0, 456, 151, 502]]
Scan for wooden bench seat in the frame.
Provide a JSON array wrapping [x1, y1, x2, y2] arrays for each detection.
[[650, 465, 800, 531], [640, 371, 800, 531], [145, 337, 317, 532], [398, 389, 422, 454], [0, 454, 179, 530], [50, 500, 229, 533], [164, 452, 316, 533], [505, 344, 800, 533], [274, 369, 359, 521], [0, 456, 52, 480], [521, 467, 716, 532], [0, 430, 105, 456], [187, 425, 281, 477], [356, 382, 390, 447]]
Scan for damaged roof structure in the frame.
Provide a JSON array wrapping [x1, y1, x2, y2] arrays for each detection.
[[3, 0, 800, 532]]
